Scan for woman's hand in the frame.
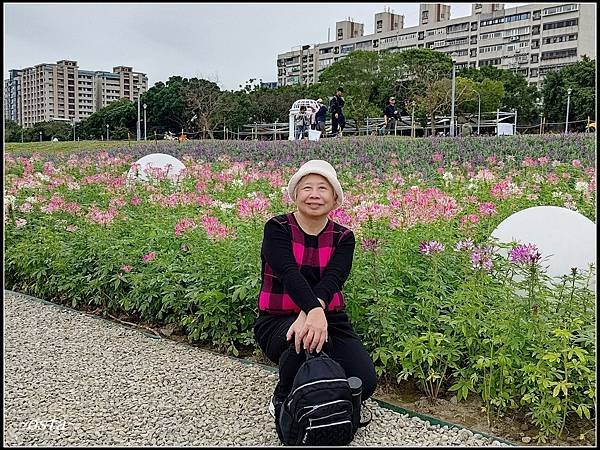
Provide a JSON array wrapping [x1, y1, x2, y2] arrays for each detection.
[[298, 303, 328, 354], [286, 311, 307, 354]]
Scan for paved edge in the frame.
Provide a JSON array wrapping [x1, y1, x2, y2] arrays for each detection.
[[4, 289, 515, 446]]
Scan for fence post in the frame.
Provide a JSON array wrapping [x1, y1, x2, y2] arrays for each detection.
[[496, 108, 500, 135]]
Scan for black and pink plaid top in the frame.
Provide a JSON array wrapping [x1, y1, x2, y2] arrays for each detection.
[[258, 213, 355, 315]]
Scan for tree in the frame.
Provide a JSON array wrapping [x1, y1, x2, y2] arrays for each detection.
[[80, 98, 136, 140], [4, 119, 23, 142], [185, 78, 225, 139], [384, 49, 453, 104], [541, 56, 596, 128], [458, 65, 539, 124], [142, 76, 191, 135], [319, 50, 385, 124]]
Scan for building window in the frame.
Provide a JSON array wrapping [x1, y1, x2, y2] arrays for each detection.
[[541, 48, 577, 60], [531, 39, 540, 49], [543, 19, 578, 30], [531, 54, 539, 63], [542, 4, 578, 16], [376, 20, 382, 30]]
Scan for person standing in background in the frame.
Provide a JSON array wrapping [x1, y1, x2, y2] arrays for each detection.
[[329, 87, 345, 137]]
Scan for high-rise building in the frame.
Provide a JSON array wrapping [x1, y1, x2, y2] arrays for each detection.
[[4, 60, 148, 127], [4, 69, 22, 124], [277, 2, 596, 88]]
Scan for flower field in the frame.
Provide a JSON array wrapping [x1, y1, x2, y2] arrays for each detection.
[[4, 134, 596, 441]]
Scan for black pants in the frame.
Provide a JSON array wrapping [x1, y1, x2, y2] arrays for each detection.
[[386, 118, 397, 135], [332, 113, 345, 135], [254, 312, 377, 400]]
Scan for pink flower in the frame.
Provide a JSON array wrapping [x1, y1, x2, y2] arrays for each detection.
[[18, 202, 33, 213], [130, 196, 141, 206], [432, 152, 444, 162], [121, 264, 132, 273], [460, 214, 480, 226], [537, 157, 549, 166], [522, 157, 538, 167], [478, 202, 497, 216], [546, 173, 559, 185], [436, 167, 445, 174], [572, 159, 582, 169], [142, 251, 156, 262], [562, 172, 571, 179], [15, 218, 27, 228], [174, 218, 197, 236]]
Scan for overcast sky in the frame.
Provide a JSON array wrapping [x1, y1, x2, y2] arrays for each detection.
[[4, 2, 525, 91]]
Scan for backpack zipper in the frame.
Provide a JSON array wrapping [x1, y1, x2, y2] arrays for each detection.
[[297, 399, 352, 422]]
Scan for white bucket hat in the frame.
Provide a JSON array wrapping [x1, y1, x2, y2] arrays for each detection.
[[287, 160, 343, 208]]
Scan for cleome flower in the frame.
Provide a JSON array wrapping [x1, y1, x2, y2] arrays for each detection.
[[419, 240, 445, 255], [508, 243, 542, 265]]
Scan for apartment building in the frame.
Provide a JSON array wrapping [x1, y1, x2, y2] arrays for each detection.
[[276, 3, 596, 87], [4, 69, 22, 124], [4, 60, 148, 127]]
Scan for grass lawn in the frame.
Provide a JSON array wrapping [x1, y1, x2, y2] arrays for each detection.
[[4, 140, 160, 154]]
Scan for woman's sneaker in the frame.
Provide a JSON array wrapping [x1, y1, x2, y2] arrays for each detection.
[[268, 394, 285, 418]]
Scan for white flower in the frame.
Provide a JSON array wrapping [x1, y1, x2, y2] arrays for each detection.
[[232, 179, 243, 188], [34, 172, 50, 182], [4, 195, 16, 206], [268, 193, 277, 200], [532, 174, 544, 184], [551, 191, 563, 198], [442, 172, 454, 182], [247, 192, 257, 199], [575, 181, 588, 192], [467, 182, 476, 190], [552, 160, 562, 167], [25, 196, 38, 204], [280, 186, 288, 194]]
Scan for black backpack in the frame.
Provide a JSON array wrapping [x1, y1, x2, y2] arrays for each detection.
[[276, 351, 370, 446]]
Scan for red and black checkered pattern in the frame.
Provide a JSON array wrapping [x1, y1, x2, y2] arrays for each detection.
[[258, 213, 355, 315]]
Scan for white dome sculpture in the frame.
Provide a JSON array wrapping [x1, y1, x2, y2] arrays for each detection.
[[127, 153, 186, 185], [490, 206, 596, 291], [289, 99, 320, 141]]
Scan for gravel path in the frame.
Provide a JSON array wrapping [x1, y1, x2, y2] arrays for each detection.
[[4, 291, 510, 447]]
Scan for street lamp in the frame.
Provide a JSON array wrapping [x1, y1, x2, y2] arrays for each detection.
[[449, 53, 458, 137], [39, 131, 42, 142], [565, 88, 572, 134], [72, 118, 76, 141], [143, 103, 147, 141], [136, 96, 141, 141], [106, 124, 109, 141], [473, 90, 481, 136]]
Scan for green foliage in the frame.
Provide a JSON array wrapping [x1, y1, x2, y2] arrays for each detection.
[[459, 65, 541, 124], [80, 98, 137, 140], [541, 56, 596, 127]]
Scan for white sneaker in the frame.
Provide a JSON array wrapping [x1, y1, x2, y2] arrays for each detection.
[[268, 394, 285, 418]]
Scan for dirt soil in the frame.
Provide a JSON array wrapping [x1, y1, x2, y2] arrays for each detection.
[[372, 375, 596, 447]]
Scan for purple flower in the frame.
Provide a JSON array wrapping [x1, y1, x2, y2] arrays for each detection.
[[509, 243, 542, 265], [454, 238, 474, 252], [419, 240, 445, 255], [470, 245, 493, 271], [361, 238, 381, 253]]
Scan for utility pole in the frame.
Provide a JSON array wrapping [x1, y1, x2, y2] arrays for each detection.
[[450, 60, 456, 137]]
